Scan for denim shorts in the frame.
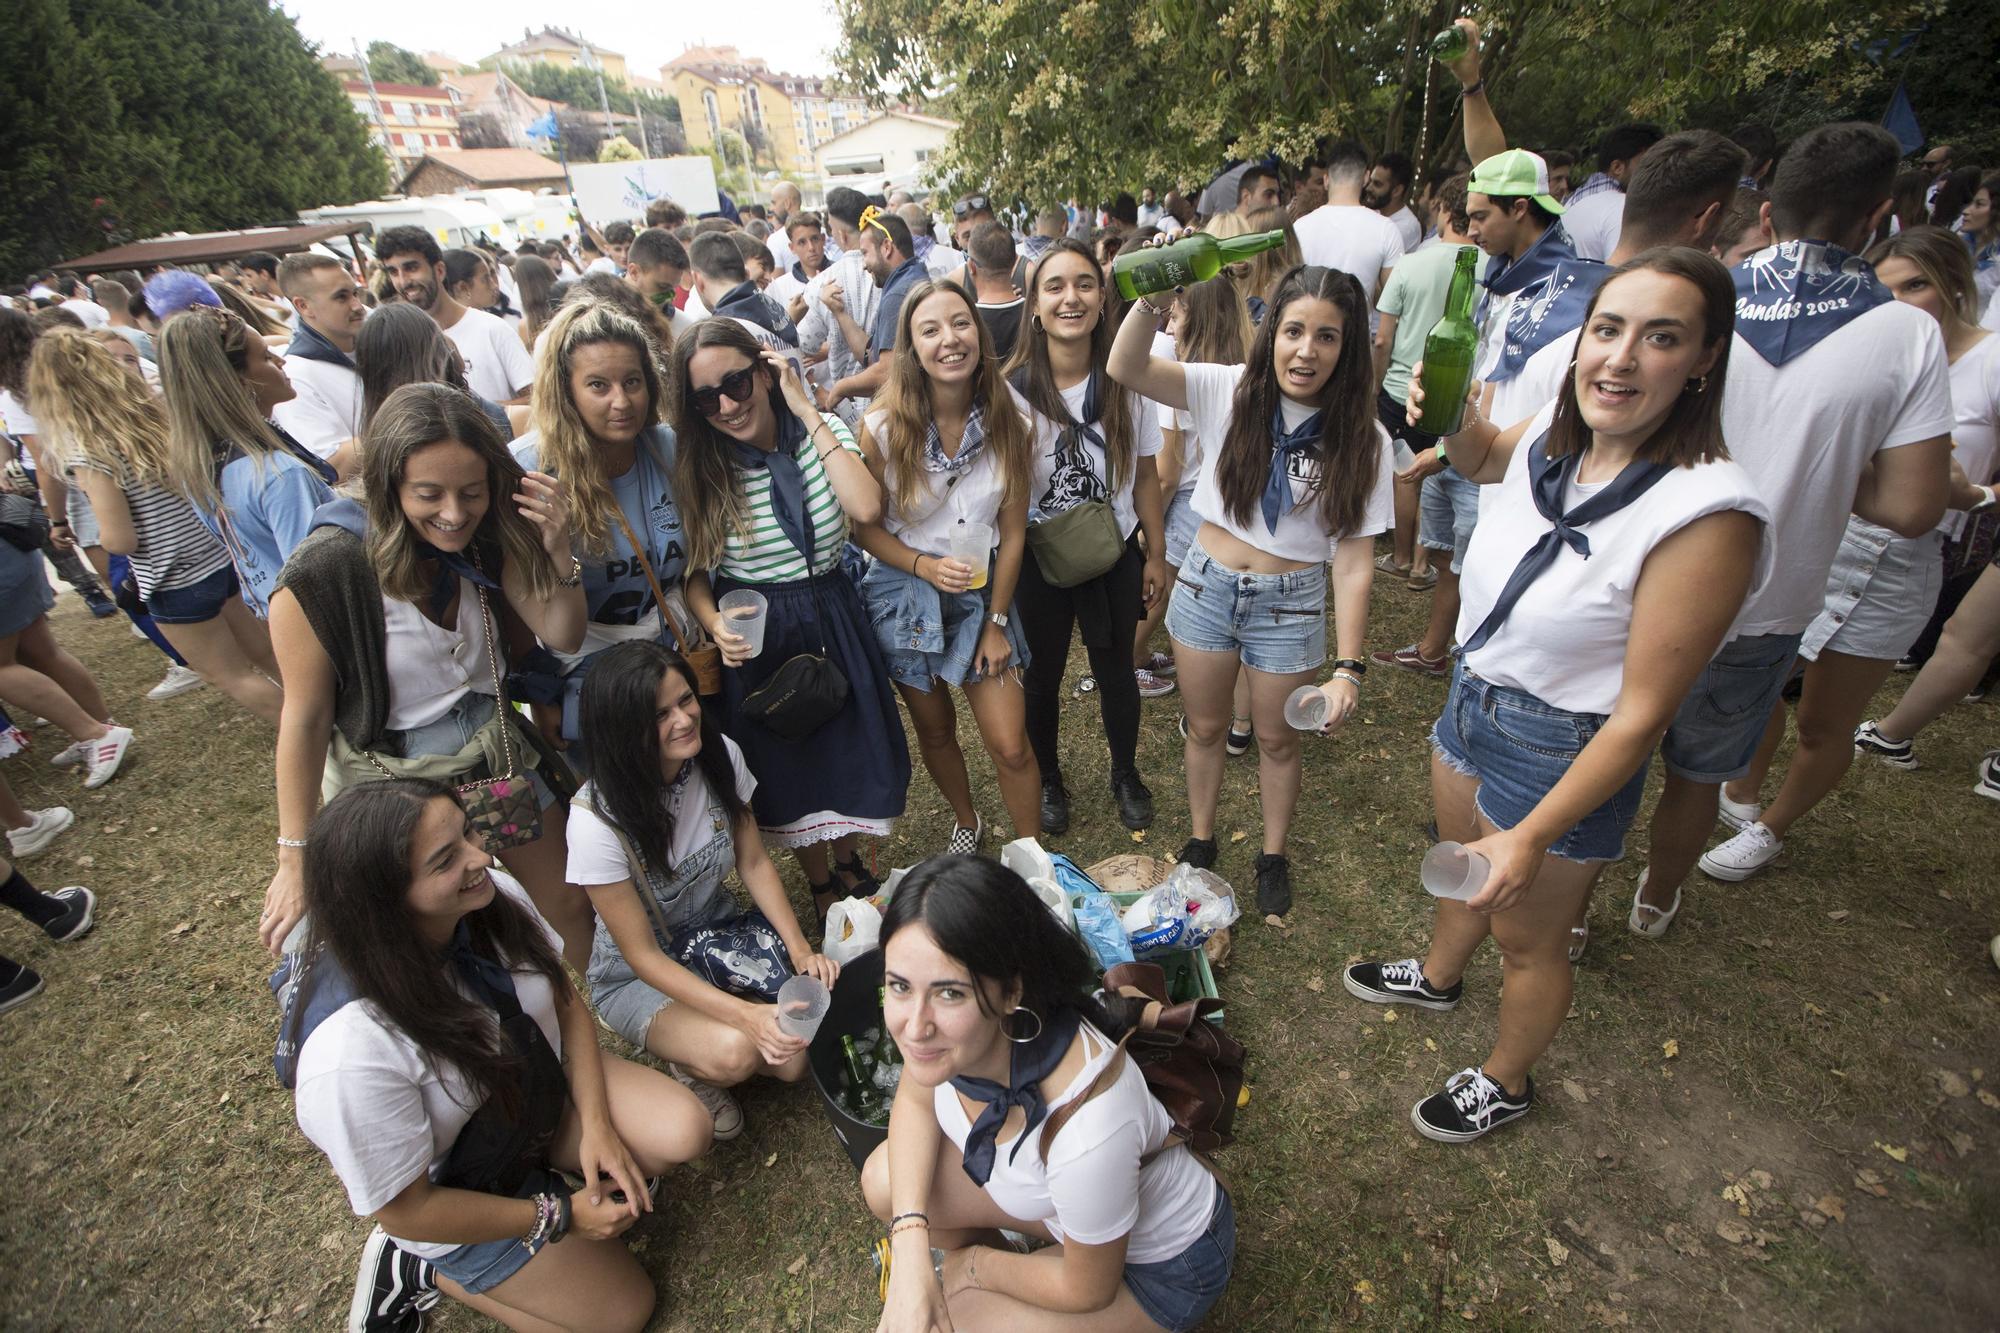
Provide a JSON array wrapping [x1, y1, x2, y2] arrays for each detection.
[[145, 564, 238, 624], [1660, 630, 1803, 783], [1431, 662, 1648, 864], [1165, 536, 1327, 675], [1163, 489, 1201, 568], [1800, 523, 1943, 663], [1418, 470, 1481, 573], [66, 484, 101, 549], [1123, 1187, 1235, 1332], [424, 1174, 555, 1294], [395, 692, 557, 811]]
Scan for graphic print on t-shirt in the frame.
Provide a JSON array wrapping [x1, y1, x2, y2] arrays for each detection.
[[1039, 431, 1106, 514], [594, 489, 686, 626]]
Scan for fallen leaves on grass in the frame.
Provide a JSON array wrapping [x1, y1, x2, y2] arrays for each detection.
[[1305, 975, 1324, 992], [1262, 914, 1288, 929], [1980, 1089, 2000, 1110], [1563, 1079, 1590, 1104], [1130, 830, 1146, 843], [1812, 1195, 1846, 1224], [1544, 1237, 1569, 1267], [1948, 1132, 1974, 1158], [786, 1255, 807, 1276], [1352, 1279, 1376, 1304], [1827, 910, 1850, 923], [1382, 1010, 1398, 1023], [1935, 1069, 1971, 1098], [1854, 1169, 1890, 1197], [1662, 1039, 1679, 1060], [1874, 1141, 1908, 1163], [1229, 830, 1247, 844]]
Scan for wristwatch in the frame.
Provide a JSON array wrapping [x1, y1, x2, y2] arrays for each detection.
[[556, 554, 584, 588], [988, 611, 1010, 629]]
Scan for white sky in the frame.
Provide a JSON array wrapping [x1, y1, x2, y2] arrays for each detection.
[[280, 0, 848, 84]]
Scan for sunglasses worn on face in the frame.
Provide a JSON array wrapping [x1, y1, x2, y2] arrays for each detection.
[[691, 365, 759, 418]]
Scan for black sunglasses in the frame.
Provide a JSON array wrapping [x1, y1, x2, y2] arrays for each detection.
[[952, 194, 991, 219], [689, 365, 759, 418]]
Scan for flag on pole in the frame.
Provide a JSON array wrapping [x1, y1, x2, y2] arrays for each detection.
[[525, 110, 559, 141], [1882, 80, 1923, 154]]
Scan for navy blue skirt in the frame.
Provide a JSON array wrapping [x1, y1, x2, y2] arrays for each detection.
[[713, 566, 910, 847]]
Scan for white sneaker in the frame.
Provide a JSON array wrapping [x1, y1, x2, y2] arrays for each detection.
[[82, 725, 134, 789], [146, 664, 206, 701], [1975, 751, 2000, 804], [49, 739, 90, 770], [668, 1062, 744, 1141], [1716, 791, 1762, 832], [1698, 821, 1783, 882], [128, 621, 148, 640], [945, 815, 983, 857], [7, 807, 74, 858], [1627, 867, 1681, 938]]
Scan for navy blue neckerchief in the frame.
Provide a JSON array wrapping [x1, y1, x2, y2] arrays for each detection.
[[1477, 222, 1606, 383], [1730, 240, 1891, 367], [950, 1004, 1083, 1186], [1460, 431, 1673, 654], [414, 538, 502, 623], [1010, 366, 1108, 487], [731, 408, 814, 560], [715, 279, 800, 347], [283, 321, 353, 370], [1262, 403, 1325, 533]]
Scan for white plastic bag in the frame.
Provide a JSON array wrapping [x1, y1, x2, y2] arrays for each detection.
[[1028, 875, 1073, 930], [1000, 836, 1056, 884], [1119, 862, 1241, 958], [823, 897, 883, 965]]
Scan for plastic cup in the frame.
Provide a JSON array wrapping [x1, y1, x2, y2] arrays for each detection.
[[776, 974, 830, 1041], [948, 522, 994, 591], [717, 589, 769, 659], [1420, 842, 1491, 901], [1284, 685, 1329, 731]]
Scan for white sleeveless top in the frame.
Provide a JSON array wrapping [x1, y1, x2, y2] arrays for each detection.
[[380, 576, 499, 731], [864, 408, 1016, 556]]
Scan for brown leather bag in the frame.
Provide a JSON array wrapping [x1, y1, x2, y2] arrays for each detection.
[[1103, 960, 1245, 1154]]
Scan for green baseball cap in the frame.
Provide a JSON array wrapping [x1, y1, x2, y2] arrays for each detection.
[[1468, 149, 1566, 215]]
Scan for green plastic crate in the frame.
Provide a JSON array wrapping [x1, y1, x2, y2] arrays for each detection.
[[1068, 890, 1224, 1022]]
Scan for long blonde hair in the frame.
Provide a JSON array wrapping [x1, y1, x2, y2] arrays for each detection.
[[26, 328, 174, 484], [361, 384, 560, 606], [874, 281, 1030, 518], [158, 307, 288, 508], [531, 302, 667, 555], [1201, 210, 1257, 285]]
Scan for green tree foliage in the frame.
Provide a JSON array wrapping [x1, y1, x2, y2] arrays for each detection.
[[0, 0, 388, 278], [364, 41, 439, 88], [598, 136, 642, 162], [501, 60, 684, 127], [834, 0, 1974, 202]]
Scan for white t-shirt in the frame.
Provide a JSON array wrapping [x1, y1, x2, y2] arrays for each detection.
[[1561, 190, 1624, 262], [1984, 285, 2000, 333], [1387, 206, 1424, 253], [1292, 204, 1407, 325], [1497, 331, 1578, 432], [380, 577, 497, 731], [566, 737, 757, 886], [934, 1023, 1218, 1264], [1723, 299, 1954, 636], [61, 298, 110, 329], [1943, 332, 2000, 540], [294, 872, 565, 1259], [0, 389, 41, 439], [442, 307, 536, 404], [1015, 378, 1163, 541], [1458, 404, 1775, 715], [1181, 361, 1394, 562], [273, 354, 364, 462], [585, 256, 621, 278]]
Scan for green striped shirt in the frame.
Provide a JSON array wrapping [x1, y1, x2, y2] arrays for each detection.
[[719, 417, 860, 583]]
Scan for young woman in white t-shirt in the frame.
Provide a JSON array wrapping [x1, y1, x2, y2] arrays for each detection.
[[1109, 262, 1392, 919], [862, 855, 1235, 1333], [1344, 250, 1770, 1142], [855, 280, 1041, 846], [567, 641, 838, 1142], [288, 779, 710, 1333]]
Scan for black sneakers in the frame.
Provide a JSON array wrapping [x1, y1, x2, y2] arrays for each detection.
[[1253, 853, 1291, 916], [1176, 837, 1218, 870], [348, 1226, 440, 1333], [1852, 720, 1917, 770], [42, 887, 95, 942], [0, 963, 44, 1016], [1411, 1067, 1534, 1143], [1111, 770, 1154, 830], [1040, 778, 1071, 835], [1342, 958, 1462, 1010]]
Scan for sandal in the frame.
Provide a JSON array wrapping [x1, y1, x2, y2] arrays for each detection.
[[834, 852, 881, 898]]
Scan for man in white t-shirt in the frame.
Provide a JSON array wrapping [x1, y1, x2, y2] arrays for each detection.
[[766, 213, 833, 315], [765, 181, 803, 273], [1633, 122, 1954, 933], [55, 275, 110, 329], [271, 253, 367, 476], [1558, 123, 1665, 261], [1293, 141, 1406, 330], [797, 188, 882, 427], [376, 226, 535, 405], [1365, 152, 1424, 253]]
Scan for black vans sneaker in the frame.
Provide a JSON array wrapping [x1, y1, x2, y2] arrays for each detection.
[[348, 1225, 439, 1333], [1253, 853, 1292, 916], [1853, 720, 1916, 770], [1412, 1067, 1533, 1143], [1176, 837, 1218, 870], [1343, 958, 1461, 1010]]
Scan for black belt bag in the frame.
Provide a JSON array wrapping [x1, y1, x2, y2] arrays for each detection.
[[740, 571, 849, 742], [436, 985, 570, 1198]]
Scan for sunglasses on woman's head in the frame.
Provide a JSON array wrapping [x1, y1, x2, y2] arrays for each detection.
[[690, 365, 759, 418]]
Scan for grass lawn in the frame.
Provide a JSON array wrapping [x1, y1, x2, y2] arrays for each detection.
[[2, 574, 1997, 1332]]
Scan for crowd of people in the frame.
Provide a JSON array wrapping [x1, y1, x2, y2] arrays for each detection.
[[2, 17, 1998, 1330]]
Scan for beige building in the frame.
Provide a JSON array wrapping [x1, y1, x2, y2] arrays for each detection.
[[342, 79, 461, 176], [486, 27, 627, 86], [663, 46, 874, 177]]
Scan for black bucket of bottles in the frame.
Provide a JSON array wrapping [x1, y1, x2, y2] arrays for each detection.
[[809, 946, 888, 1172]]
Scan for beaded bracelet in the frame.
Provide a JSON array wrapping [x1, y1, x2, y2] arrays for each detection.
[[276, 836, 307, 849], [888, 1210, 929, 1229]]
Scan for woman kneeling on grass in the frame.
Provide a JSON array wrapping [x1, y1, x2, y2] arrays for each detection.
[[287, 779, 710, 1333], [863, 855, 1235, 1333], [1343, 250, 1773, 1142], [568, 640, 839, 1143]]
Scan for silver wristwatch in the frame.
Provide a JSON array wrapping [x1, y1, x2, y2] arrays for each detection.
[[988, 611, 1010, 629]]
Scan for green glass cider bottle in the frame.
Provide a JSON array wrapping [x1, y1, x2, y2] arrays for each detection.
[[1431, 23, 1470, 63], [1415, 247, 1481, 437], [841, 1034, 885, 1121], [1111, 229, 1289, 301]]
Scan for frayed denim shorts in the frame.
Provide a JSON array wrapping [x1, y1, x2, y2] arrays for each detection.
[[1165, 536, 1326, 675], [1122, 1187, 1235, 1332]]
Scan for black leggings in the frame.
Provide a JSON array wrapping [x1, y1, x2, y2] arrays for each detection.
[[1016, 537, 1145, 782]]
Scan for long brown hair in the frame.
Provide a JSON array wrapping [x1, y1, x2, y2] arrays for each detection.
[[297, 779, 567, 1116], [1214, 265, 1381, 537], [27, 328, 175, 484], [1543, 247, 1734, 468], [515, 255, 559, 349], [1175, 276, 1254, 368], [531, 302, 668, 556], [874, 280, 1031, 517], [1241, 206, 1304, 311], [157, 307, 289, 509], [361, 383, 562, 604], [1004, 239, 1135, 492], [355, 303, 471, 433], [665, 318, 782, 571]]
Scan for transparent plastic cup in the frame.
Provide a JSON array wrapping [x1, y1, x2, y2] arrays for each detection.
[[717, 589, 769, 659], [1420, 841, 1490, 900], [948, 522, 994, 591], [1284, 685, 1329, 731], [776, 974, 830, 1041]]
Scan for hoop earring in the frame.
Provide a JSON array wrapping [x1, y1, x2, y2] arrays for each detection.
[[1684, 374, 1708, 395], [1031, 313, 1045, 334], [1006, 1006, 1044, 1044]]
